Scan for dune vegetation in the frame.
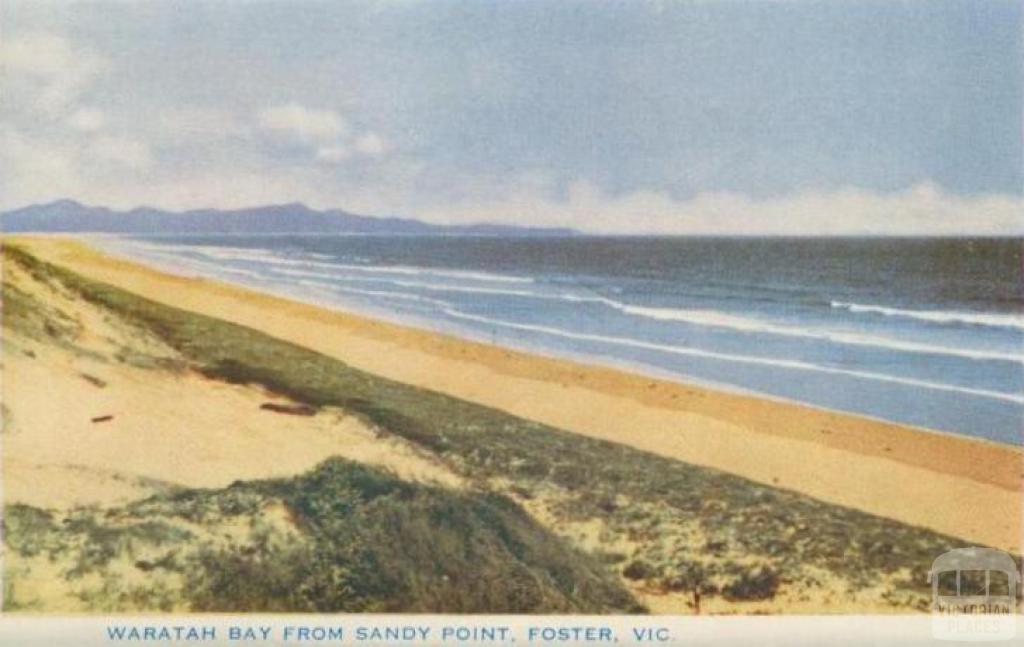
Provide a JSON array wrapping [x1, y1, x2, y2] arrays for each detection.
[[2, 244, 1006, 613]]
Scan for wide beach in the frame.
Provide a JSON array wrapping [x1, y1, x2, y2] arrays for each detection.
[[9, 236, 1022, 555]]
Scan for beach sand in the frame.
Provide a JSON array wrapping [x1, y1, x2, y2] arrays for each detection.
[[8, 236, 1023, 554], [1, 249, 461, 510]]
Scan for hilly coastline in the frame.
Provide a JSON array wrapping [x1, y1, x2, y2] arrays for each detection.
[[0, 200, 578, 237]]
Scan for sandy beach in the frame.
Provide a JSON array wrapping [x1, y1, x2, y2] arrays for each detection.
[[8, 236, 1021, 555], [4, 1, 1020, 628]]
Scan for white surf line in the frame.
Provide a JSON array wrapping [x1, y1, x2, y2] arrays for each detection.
[[601, 300, 1024, 364], [352, 276, 1024, 364], [191, 249, 534, 284], [832, 301, 1024, 332], [295, 280, 450, 308], [444, 308, 1024, 405], [124, 244, 1024, 364]]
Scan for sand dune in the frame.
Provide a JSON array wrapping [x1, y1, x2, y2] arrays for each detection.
[[2, 256, 460, 511], [10, 236, 1023, 552]]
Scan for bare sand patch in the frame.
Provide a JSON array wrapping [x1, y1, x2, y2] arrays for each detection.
[[3, 344, 460, 509], [2, 253, 462, 511]]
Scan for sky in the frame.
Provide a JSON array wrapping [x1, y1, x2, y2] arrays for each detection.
[[1, 0, 1021, 234]]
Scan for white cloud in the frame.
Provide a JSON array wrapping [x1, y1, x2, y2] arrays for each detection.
[[354, 132, 388, 156], [315, 132, 389, 164], [5, 121, 1020, 236], [0, 33, 1017, 236], [315, 145, 352, 164], [90, 135, 152, 168], [257, 103, 348, 143], [0, 30, 161, 205], [119, 169, 318, 211], [410, 178, 1024, 236], [0, 32, 105, 116], [66, 107, 105, 132], [154, 106, 249, 143], [0, 126, 84, 204], [254, 104, 388, 164]]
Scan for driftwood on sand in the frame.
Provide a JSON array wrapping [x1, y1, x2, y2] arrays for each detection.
[[260, 402, 317, 416]]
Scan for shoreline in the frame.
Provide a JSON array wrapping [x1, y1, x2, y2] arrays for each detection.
[[9, 235, 1023, 552], [86, 235, 1024, 448], [96, 236, 856, 416]]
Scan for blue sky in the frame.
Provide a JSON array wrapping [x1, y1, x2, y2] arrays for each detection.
[[1, 0, 1020, 233]]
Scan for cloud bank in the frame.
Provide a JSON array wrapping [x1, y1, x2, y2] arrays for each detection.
[[1, 30, 1020, 236], [257, 104, 349, 143], [419, 181, 1024, 236]]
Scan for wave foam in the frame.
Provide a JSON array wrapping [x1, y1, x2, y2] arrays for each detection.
[[380, 281, 1023, 363], [136, 243, 535, 284], [607, 302, 1023, 363], [831, 301, 1024, 331], [121, 242, 1023, 364], [443, 309, 1024, 404], [296, 281, 449, 307]]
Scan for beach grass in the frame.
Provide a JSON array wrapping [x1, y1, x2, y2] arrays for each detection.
[[3, 459, 638, 613], [2, 245, 638, 613], [3, 244, 1005, 612]]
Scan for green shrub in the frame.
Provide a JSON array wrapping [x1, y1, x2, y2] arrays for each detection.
[[722, 567, 781, 601], [622, 559, 658, 581]]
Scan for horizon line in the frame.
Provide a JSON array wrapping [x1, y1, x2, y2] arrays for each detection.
[[3, 197, 1022, 239]]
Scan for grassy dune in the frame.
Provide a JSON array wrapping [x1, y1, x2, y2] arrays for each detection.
[[4, 460, 637, 613], [2, 245, 636, 613], [2, 244, 1006, 613]]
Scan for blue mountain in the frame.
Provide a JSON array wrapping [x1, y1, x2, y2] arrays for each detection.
[[0, 200, 578, 237]]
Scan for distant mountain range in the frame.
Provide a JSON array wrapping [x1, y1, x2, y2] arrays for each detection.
[[0, 200, 579, 237]]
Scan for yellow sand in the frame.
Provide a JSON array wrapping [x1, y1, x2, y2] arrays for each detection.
[[8, 237, 1023, 552], [3, 346, 461, 509], [1, 253, 460, 510]]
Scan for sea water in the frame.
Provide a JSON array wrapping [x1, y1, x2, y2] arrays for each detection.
[[99, 235, 1024, 444]]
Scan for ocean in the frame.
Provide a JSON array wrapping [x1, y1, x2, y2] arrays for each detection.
[[99, 235, 1024, 444]]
